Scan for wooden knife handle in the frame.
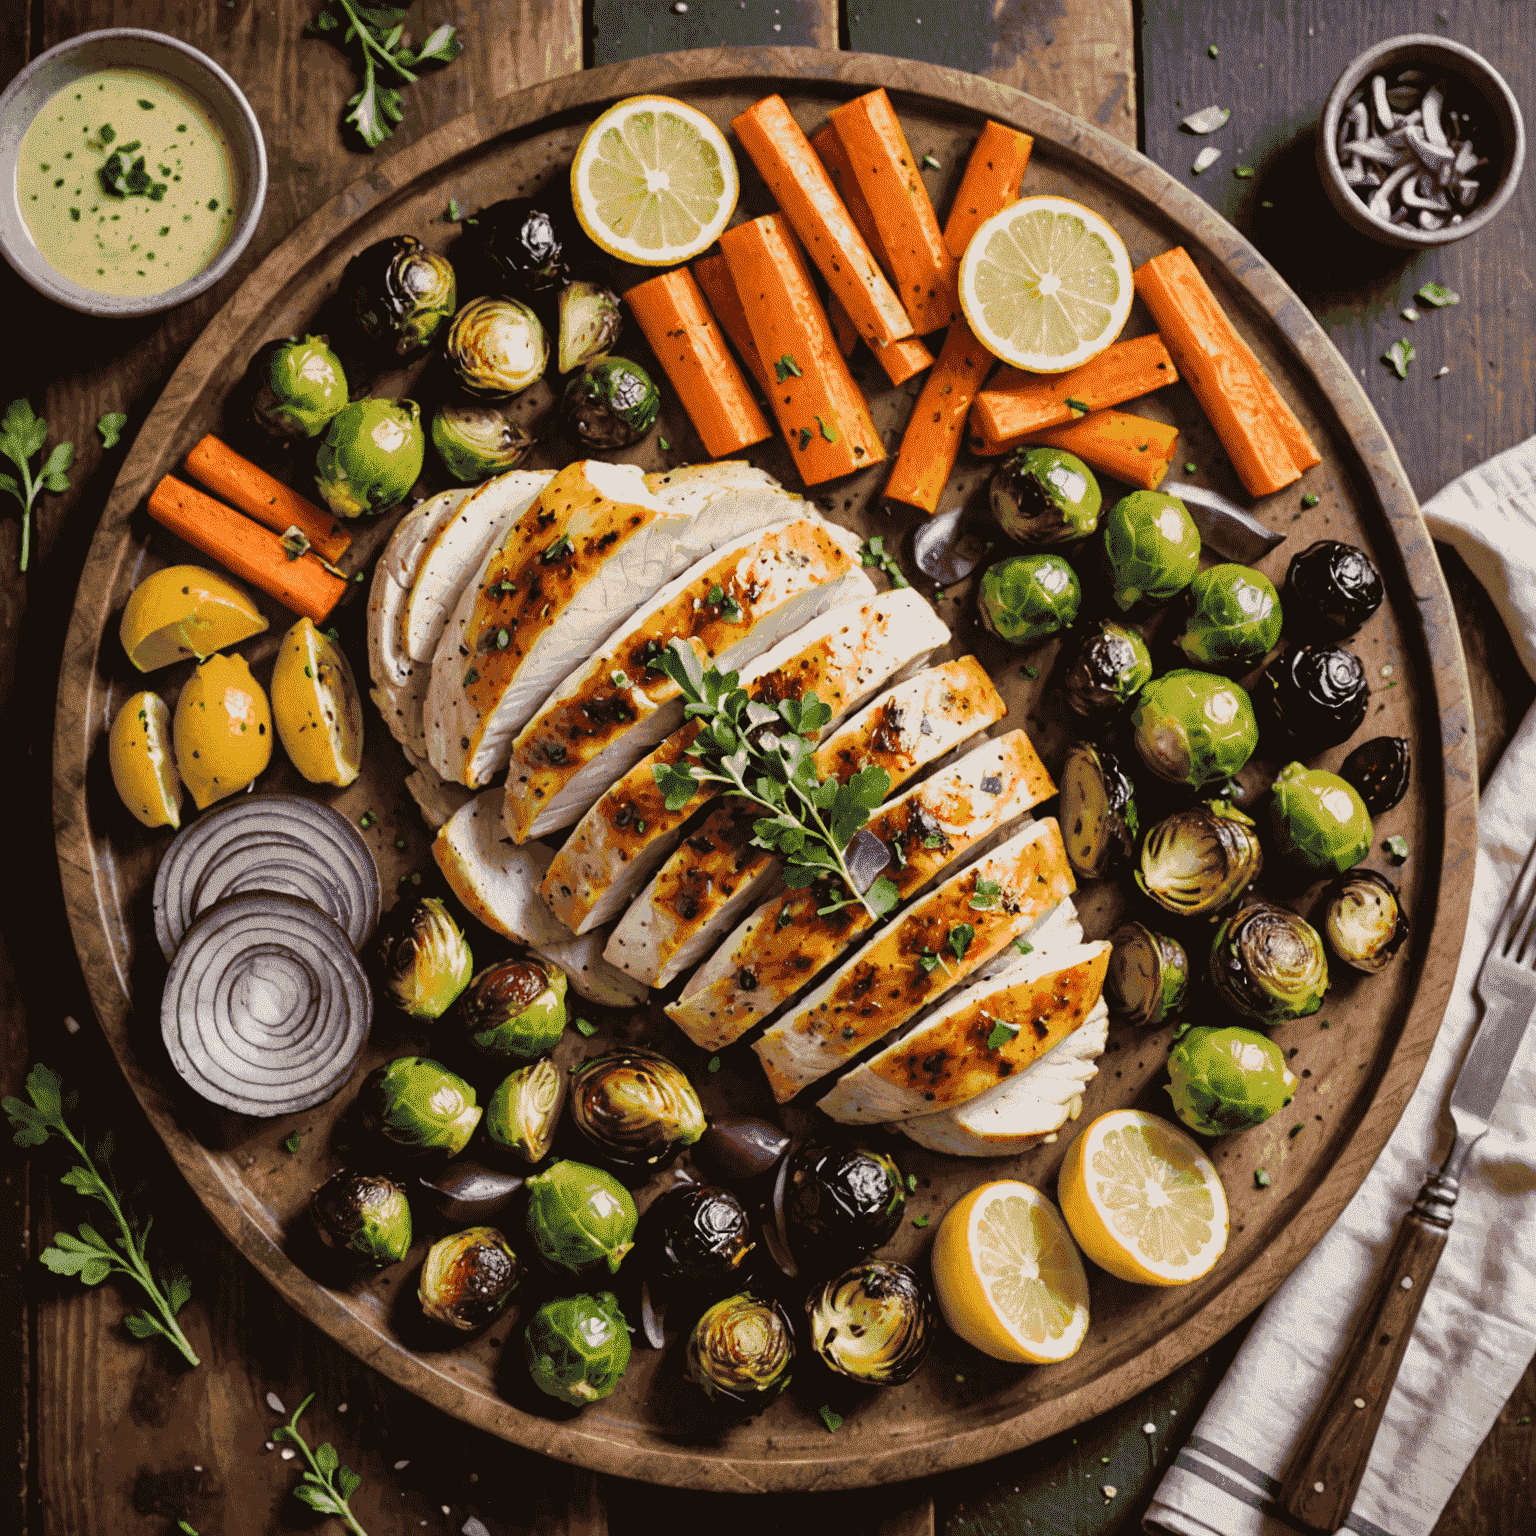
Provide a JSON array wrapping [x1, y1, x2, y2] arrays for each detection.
[[1279, 1173, 1456, 1531]]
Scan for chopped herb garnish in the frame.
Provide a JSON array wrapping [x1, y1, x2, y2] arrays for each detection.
[[284, 1131, 302, 1153], [776, 905, 796, 930], [1301, 492, 1319, 509], [463, 667, 479, 685], [912, 1214, 930, 1228], [1416, 281, 1460, 308], [797, 427, 813, 449], [922, 154, 941, 170], [969, 877, 1003, 911], [1184, 461, 1198, 474], [495, 627, 510, 649], [1383, 339, 1415, 379], [1207, 43, 1219, 57], [610, 669, 630, 689], [858, 535, 910, 589], [707, 584, 725, 605], [818, 1405, 843, 1433], [1019, 664, 1038, 678], [707, 1055, 722, 1073], [96, 412, 127, 449], [948, 922, 975, 963], [1384, 834, 1410, 863], [1234, 165, 1254, 178], [658, 437, 670, 451], [445, 197, 461, 221], [575, 1018, 598, 1037], [905, 1173, 918, 1193], [985, 1017, 1019, 1051], [541, 533, 574, 563], [816, 414, 838, 443], [1289, 1124, 1303, 1139], [1063, 396, 1090, 413], [775, 354, 802, 382], [1011, 938, 1034, 956], [1254, 1168, 1272, 1188]]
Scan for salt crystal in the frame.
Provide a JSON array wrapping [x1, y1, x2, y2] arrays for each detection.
[[1435, 365, 1450, 377], [266, 1392, 286, 1414], [442, 1507, 451, 1517], [337, 1403, 348, 1413], [264, 1442, 274, 1452], [193, 1465, 202, 1472], [64, 1015, 80, 1034], [1102, 1485, 1117, 1499], [671, 1, 688, 10], [1143, 1422, 1157, 1435], [280, 1448, 296, 1461]]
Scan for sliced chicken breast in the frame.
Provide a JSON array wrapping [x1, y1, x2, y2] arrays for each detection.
[[606, 657, 1008, 989], [531, 932, 649, 1009], [503, 517, 871, 843], [816, 940, 1112, 1123], [666, 728, 1056, 1051], [540, 589, 951, 935], [432, 790, 568, 949], [404, 749, 473, 830], [642, 460, 787, 518]]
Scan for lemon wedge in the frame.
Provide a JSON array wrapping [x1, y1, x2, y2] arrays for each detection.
[[120, 565, 268, 673], [172, 652, 273, 810], [1058, 1108, 1230, 1286], [271, 617, 364, 787], [108, 691, 182, 830], [959, 195, 1134, 373], [571, 95, 738, 266], [930, 1180, 1091, 1364]]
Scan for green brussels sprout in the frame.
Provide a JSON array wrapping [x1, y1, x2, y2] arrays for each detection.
[[457, 957, 567, 1060], [1137, 801, 1263, 917], [344, 235, 457, 357], [309, 1170, 413, 1266], [359, 1056, 482, 1158], [524, 1291, 632, 1406], [1130, 669, 1258, 789], [1062, 619, 1153, 720], [1268, 761, 1373, 874], [686, 1292, 794, 1406], [431, 402, 535, 482], [558, 280, 623, 373], [376, 897, 473, 1019], [1166, 1024, 1298, 1135], [568, 1048, 705, 1169], [445, 296, 549, 398], [1210, 902, 1329, 1025], [486, 1057, 565, 1165], [563, 357, 661, 451], [977, 552, 1081, 645], [1175, 563, 1283, 671], [315, 398, 425, 518], [1102, 490, 1201, 610], [1324, 867, 1409, 974], [418, 1225, 525, 1329], [1105, 922, 1188, 1027], [989, 446, 1101, 547], [251, 334, 348, 439], [524, 1159, 639, 1275]]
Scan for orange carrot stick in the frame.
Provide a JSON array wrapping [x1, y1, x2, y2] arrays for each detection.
[[943, 121, 1033, 261], [828, 296, 861, 358], [148, 475, 347, 623], [1020, 409, 1179, 491], [731, 95, 914, 349], [623, 269, 773, 459], [1133, 246, 1320, 497], [692, 253, 777, 399], [183, 435, 351, 564], [884, 322, 997, 512], [719, 214, 885, 486], [873, 334, 934, 387]]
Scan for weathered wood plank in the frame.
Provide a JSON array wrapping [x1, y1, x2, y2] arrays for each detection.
[[593, 0, 838, 64]]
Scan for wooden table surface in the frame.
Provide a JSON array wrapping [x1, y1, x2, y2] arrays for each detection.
[[2, 2, 1531, 1533]]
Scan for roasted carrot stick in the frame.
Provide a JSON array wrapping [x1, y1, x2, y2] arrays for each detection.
[[692, 253, 777, 399], [148, 475, 347, 623], [731, 95, 914, 349], [828, 296, 861, 358], [623, 269, 773, 459], [943, 121, 1033, 261], [884, 322, 997, 512], [1133, 246, 1320, 497], [874, 335, 935, 387], [719, 214, 885, 486], [1019, 409, 1180, 491], [183, 435, 351, 564]]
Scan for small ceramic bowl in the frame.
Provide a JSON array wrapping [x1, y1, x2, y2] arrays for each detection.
[[0, 28, 267, 317], [1317, 33, 1524, 250]]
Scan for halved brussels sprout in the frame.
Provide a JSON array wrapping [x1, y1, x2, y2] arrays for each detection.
[[563, 357, 661, 451], [1285, 540, 1384, 641], [309, 1170, 412, 1266], [524, 1291, 632, 1405], [419, 1225, 525, 1330], [524, 1159, 638, 1275], [686, 1292, 794, 1406], [376, 896, 473, 1019], [1174, 563, 1282, 671], [486, 1057, 566, 1165], [1269, 761, 1372, 875], [1210, 902, 1329, 1025], [558, 280, 623, 373], [315, 398, 425, 518], [990, 446, 1101, 547], [1339, 736, 1411, 817], [568, 1048, 705, 1169], [977, 552, 1081, 645], [783, 1142, 905, 1272], [472, 196, 586, 296], [252, 334, 348, 439], [446, 296, 549, 399], [457, 957, 567, 1061], [1102, 490, 1201, 610], [1166, 1024, 1298, 1135], [1060, 741, 1140, 880], [344, 235, 456, 357], [645, 1183, 754, 1293], [1062, 619, 1152, 721], [431, 402, 535, 482], [1264, 645, 1370, 748], [1130, 669, 1258, 789], [1105, 922, 1188, 1027], [1137, 801, 1263, 917], [807, 1260, 935, 1386], [1324, 867, 1409, 974], [359, 1056, 482, 1158]]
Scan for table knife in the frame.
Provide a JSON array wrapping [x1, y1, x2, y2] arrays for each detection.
[[1280, 838, 1536, 1532], [1163, 481, 1287, 563]]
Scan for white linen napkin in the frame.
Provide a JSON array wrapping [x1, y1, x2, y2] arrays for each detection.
[[1144, 434, 1536, 1536]]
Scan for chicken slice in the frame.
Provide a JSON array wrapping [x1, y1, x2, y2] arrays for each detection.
[[432, 790, 568, 949]]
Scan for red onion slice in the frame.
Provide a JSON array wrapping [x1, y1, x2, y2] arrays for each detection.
[[162, 891, 372, 1116], [154, 795, 380, 958]]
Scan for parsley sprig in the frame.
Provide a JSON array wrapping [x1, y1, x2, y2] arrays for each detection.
[[647, 640, 899, 920], [0, 400, 72, 572], [274, 1394, 368, 1533], [4, 1064, 198, 1366]]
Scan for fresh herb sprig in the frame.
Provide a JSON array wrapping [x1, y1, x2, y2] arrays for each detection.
[[0, 400, 72, 572], [274, 1394, 368, 1534], [3, 1064, 198, 1366], [648, 640, 899, 920]]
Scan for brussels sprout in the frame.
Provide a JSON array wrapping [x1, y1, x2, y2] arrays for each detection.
[[419, 1225, 525, 1330], [558, 280, 623, 373], [806, 1261, 935, 1386], [568, 1048, 705, 1169], [1285, 540, 1384, 641], [251, 334, 348, 439], [1324, 867, 1409, 974], [1210, 902, 1329, 1025], [1166, 1025, 1298, 1135], [1130, 669, 1258, 789], [686, 1292, 795, 1406], [1175, 564, 1283, 671], [457, 957, 567, 1061], [309, 1170, 413, 1266], [359, 1056, 482, 1158], [445, 296, 549, 399], [1059, 741, 1140, 880], [1264, 645, 1370, 748], [691, 1114, 790, 1186], [1062, 619, 1153, 721], [431, 402, 535, 482], [376, 896, 473, 1019], [1105, 922, 1188, 1027], [315, 398, 425, 518], [1137, 801, 1263, 917], [1268, 761, 1372, 874], [344, 235, 456, 357], [524, 1159, 639, 1275], [524, 1291, 632, 1406], [563, 357, 661, 451], [1339, 736, 1411, 817], [1102, 490, 1201, 610], [990, 446, 1101, 547], [783, 1142, 905, 1271], [644, 1183, 754, 1293], [977, 553, 1081, 645], [486, 1057, 566, 1165], [472, 197, 589, 296]]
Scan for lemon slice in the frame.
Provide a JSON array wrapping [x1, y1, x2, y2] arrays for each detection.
[[173, 653, 273, 810], [931, 1180, 1091, 1364], [571, 95, 738, 266], [108, 691, 182, 830], [1058, 1108, 1230, 1286], [959, 196, 1134, 373], [271, 617, 364, 787], [120, 565, 268, 673]]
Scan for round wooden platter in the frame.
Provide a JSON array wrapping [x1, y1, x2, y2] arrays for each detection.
[[53, 48, 1475, 1493]]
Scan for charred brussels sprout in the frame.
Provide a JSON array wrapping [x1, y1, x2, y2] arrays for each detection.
[[645, 1183, 754, 1292], [1060, 741, 1140, 880], [568, 1048, 705, 1169], [1264, 645, 1370, 748], [1210, 903, 1329, 1025], [977, 552, 1081, 645], [1137, 801, 1263, 917], [524, 1159, 638, 1275], [445, 296, 548, 399], [251, 334, 347, 439], [1166, 1025, 1298, 1135], [1340, 736, 1411, 817], [315, 398, 425, 518], [1269, 761, 1373, 874], [359, 1056, 482, 1158], [486, 1057, 566, 1165], [472, 197, 586, 296], [419, 1225, 525, 1330], [989, 446, 1101, 547], [431, 402, 535, 482], [309, 1170, 413, 1266], [1102, 490, 1201, 610], [691, 1114, 790, 1186], [558, 280, 623, 373], [1324, 868, 1409, 974], [524, 1291, 632, 1405], [686, 1292, 795, 1406], [1062, 619, 1152, 721], [1175, 564, 1282, 672], [344, 235, 456, 357], [1131, 670, 1258, 789], [457, 957, 567, 1060], [1286, 540, 1384, 641], [563, 357, 661, 450], [807, 1261, 935, 1386], [376, 896, 472, 1019], [1104, 923, 1188, 1027], [784, 1142, 905, 1271]]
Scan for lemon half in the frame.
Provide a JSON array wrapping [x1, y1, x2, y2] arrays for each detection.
[[108, 691, 182, 830], [271, 617, 364, 787], [120, 565, 268, 673], [172, 652, 273, 810]]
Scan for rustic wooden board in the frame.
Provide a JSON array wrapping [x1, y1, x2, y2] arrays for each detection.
[[51, 48, 1475, 1493]]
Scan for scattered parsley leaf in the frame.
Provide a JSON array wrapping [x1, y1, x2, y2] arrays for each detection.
[[1289, 1123, 1304, 1139], [905, 1172, 919, 1193], [911, 1214, 930, 1228], [1183, 461, 1198, 474], [0, 400, 73, 572], [948, 922, 975, 963], [1301, 492, 1319, 508], [1383, 339, 1415, 379], [658, 437, 670, 451], [444, 197, 462, 221], [575, 1018, 598, 1037], [1384, 834, 1410, 863], [1234, 165, 1254, 178], [283, 1131, 302, 1154], [818, 1405, 843, 1433], [1011, 938, 1034, 956], [969, 877, 1003, 911], [707, 1055, 722, 1073], [96, 412, 128, 449], [1254, 1169, 1272, 1188], [985, 1018, 1019, 1051], [858, 535, 910, 590], [1019, 664, 1038, 679], [922, 154, 941, 170], [775, 354, 802, 382], [1063, 396, 1090, 413], [1416, 281, 1460, 308], [1207, 43, 1218, 57]]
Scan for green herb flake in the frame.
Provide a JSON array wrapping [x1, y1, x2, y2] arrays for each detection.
[[658, 437, 670, 451], [541, 533, 575, 564], [610, 669, 630, 689], [1019, 664, 1038, 679], [1063, 396, 1090, 413], [1289, 1123, 1304, 1139], [395, 837, 406, 850], [1184, 461, 1198, 474], [911, 1214, 930, 1228], [1234, 166, 1254, 179], [99, 124, 115, 143], [816, 414, 838, 443], [1301, 492, 1320, 508], [985, 1017, 1019, 1051], [1011, 938, 1034, 956], [69, 207, 80, 222], [445, 197, 462, 221], [575, 1018, 598, 1038], [1383, 339, 1415, 379], [775, 354, 802, 382], [1207, 43, 1219, 58], [707, 584, 725, 605], [1416, 281, 1460, 308], [922, 154, 941, 170], [1384, 834, 1410, 863], [496, 627, 510, 649], [358, 812, 373, 828], [905, 1172, 919, 1193], [96, 411, 127, 449], [948, 922, 975, 963], [969, 877, 1003, 911], [707, 1055, 722, 1073], [857, 535, 911, 590], [283, 1131, 302, 1154], [797, 427, 813, 449], [463, 667, 479, 685], [818, 1405, 844, 1433], [1254, 1168, 1272, 1188]]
